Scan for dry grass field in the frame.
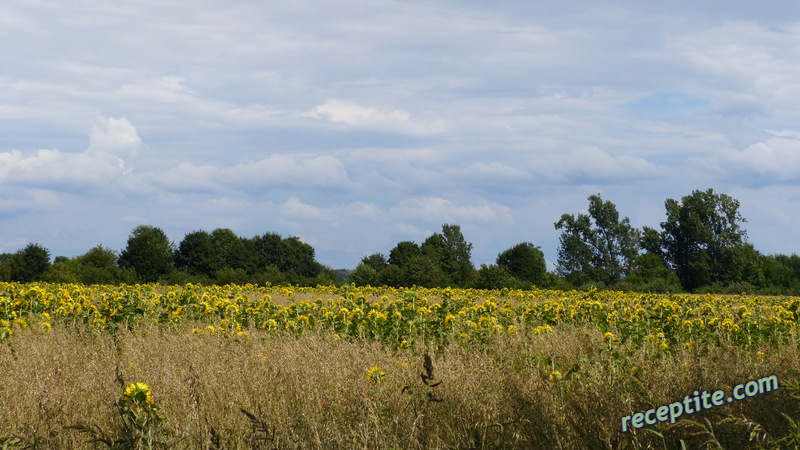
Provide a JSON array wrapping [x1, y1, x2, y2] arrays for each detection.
[[1, 283, 800, 448]]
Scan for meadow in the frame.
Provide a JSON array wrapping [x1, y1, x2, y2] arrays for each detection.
[[1, 282, 799, 448]]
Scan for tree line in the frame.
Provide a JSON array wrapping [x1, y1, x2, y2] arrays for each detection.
[[1, 188, 799, 293], [351, 188, 800, 294], [0, 226, 336, 286]]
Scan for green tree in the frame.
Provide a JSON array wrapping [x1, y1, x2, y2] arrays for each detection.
[[248, 232, 285, 273], [401, 254, 446, 287], [496, 242, 548, 286], [0, 253, 14, 282], [378, 264, 403, 287], [761, 254, 800, 294], [175, 231, 217, 276], [421, 224, 475, 286], [350, 263, 379, 286], [210, 228, 248, 272], [281, 236, 322, 279], [554, 194, 640, 285], [9, 243, 51, 282], [360, 253, 388, 273], [388, 241, 421, 268], [43, 258, 80, 283], [247, 233, 321, 279], [118, 225, 175, 283], [475, 264, 514, 290], [624, 253, 682, 293], [657, 189, 760, 291], [76, 245, 121, 284]]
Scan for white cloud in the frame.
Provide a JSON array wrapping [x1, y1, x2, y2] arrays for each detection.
[[529, 147, 659, 184], [663, 21, 800, 121], [305, 99, 448, 136], [152, 153, 351, 194], [88, 115, 141, 156], [280, 197, 381, 222], [390, 197, 512, 224], [348, 202, 381, 218], [448, 162, 528, 181], [4, 1, 800, 267], [693, 130, 800, 185], [117, 77, 284, 127], [0, 115, 138, 190], [221, 154, 351, 191], [281, 196, 332, 221], [152, 162, 219, 193]]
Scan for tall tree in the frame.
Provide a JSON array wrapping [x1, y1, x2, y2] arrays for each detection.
[[249, 232, 286, 272], [400, 254, 446, 287], [496, 242, 548, 286], [281, 236, 322, 278], [119, 225, 174, 282], [210, 228, 247, 272], [421, 224, 475, 286], [658, 189, 761, 290], [360, 253, 388, 273], [175, 230, 217, 276], [350, 263, 379, 286], [9, 243, 51, 282], [76, 245, 120, 284], [555, 194, 640, 285], [388, 241, 422, 268]]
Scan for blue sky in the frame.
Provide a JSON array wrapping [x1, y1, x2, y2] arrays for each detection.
[[2, 0, 800, 270]]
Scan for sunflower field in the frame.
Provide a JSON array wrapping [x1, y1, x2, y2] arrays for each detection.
[[2, 282, 800, 448], [2, 281, 798, 349]]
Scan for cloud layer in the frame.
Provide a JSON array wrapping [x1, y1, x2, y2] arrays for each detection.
[[3, 1, 800, 265]]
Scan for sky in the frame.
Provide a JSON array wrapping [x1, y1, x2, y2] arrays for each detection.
[[2, 0, 800, 270]]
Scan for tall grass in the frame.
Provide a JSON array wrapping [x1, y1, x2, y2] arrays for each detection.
[[1, 322, 798, 448]]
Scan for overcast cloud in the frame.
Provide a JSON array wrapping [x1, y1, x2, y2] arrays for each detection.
[[2, 0, 800, 269]]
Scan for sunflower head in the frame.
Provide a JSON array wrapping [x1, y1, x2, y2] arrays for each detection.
[[123, 382, 154, 405], [365, 365, 386, 384]]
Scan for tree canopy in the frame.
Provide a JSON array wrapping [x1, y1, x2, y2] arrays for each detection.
[[650, 188, 762, 291], [119, 225, 175, 283], [3, 188, 800, 293], [496, 242, 548, 287], [554, 194, 640, 286]]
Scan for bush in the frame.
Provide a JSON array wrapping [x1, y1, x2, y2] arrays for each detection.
[[350, 264, 378, 287], [475, 264, 513, 290]]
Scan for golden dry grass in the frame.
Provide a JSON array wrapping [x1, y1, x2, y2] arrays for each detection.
[[1, 321, 799, 449]]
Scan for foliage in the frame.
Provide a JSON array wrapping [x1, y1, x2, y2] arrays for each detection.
[[360, 253, 388, 273], [475, 264, 514, 290], [555, 194, 640, 285], [761, 254, 800, 295], [420, 224, 476, 286], [8, 190, 800, 293], [653, 188, 762, 291], [69, 381, 168, 448], [76, 245, 125, 284], [7, 243, 51, 283], [2, 282, 800, 353], [400, 255, 446, 288], [624, 253, 682, 293], [118, 225, 175, 283], [496, 242, 548, 287], [174, 230, 217, 277], [388, 241, 422, 268], [350, 263, 379, 287]]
